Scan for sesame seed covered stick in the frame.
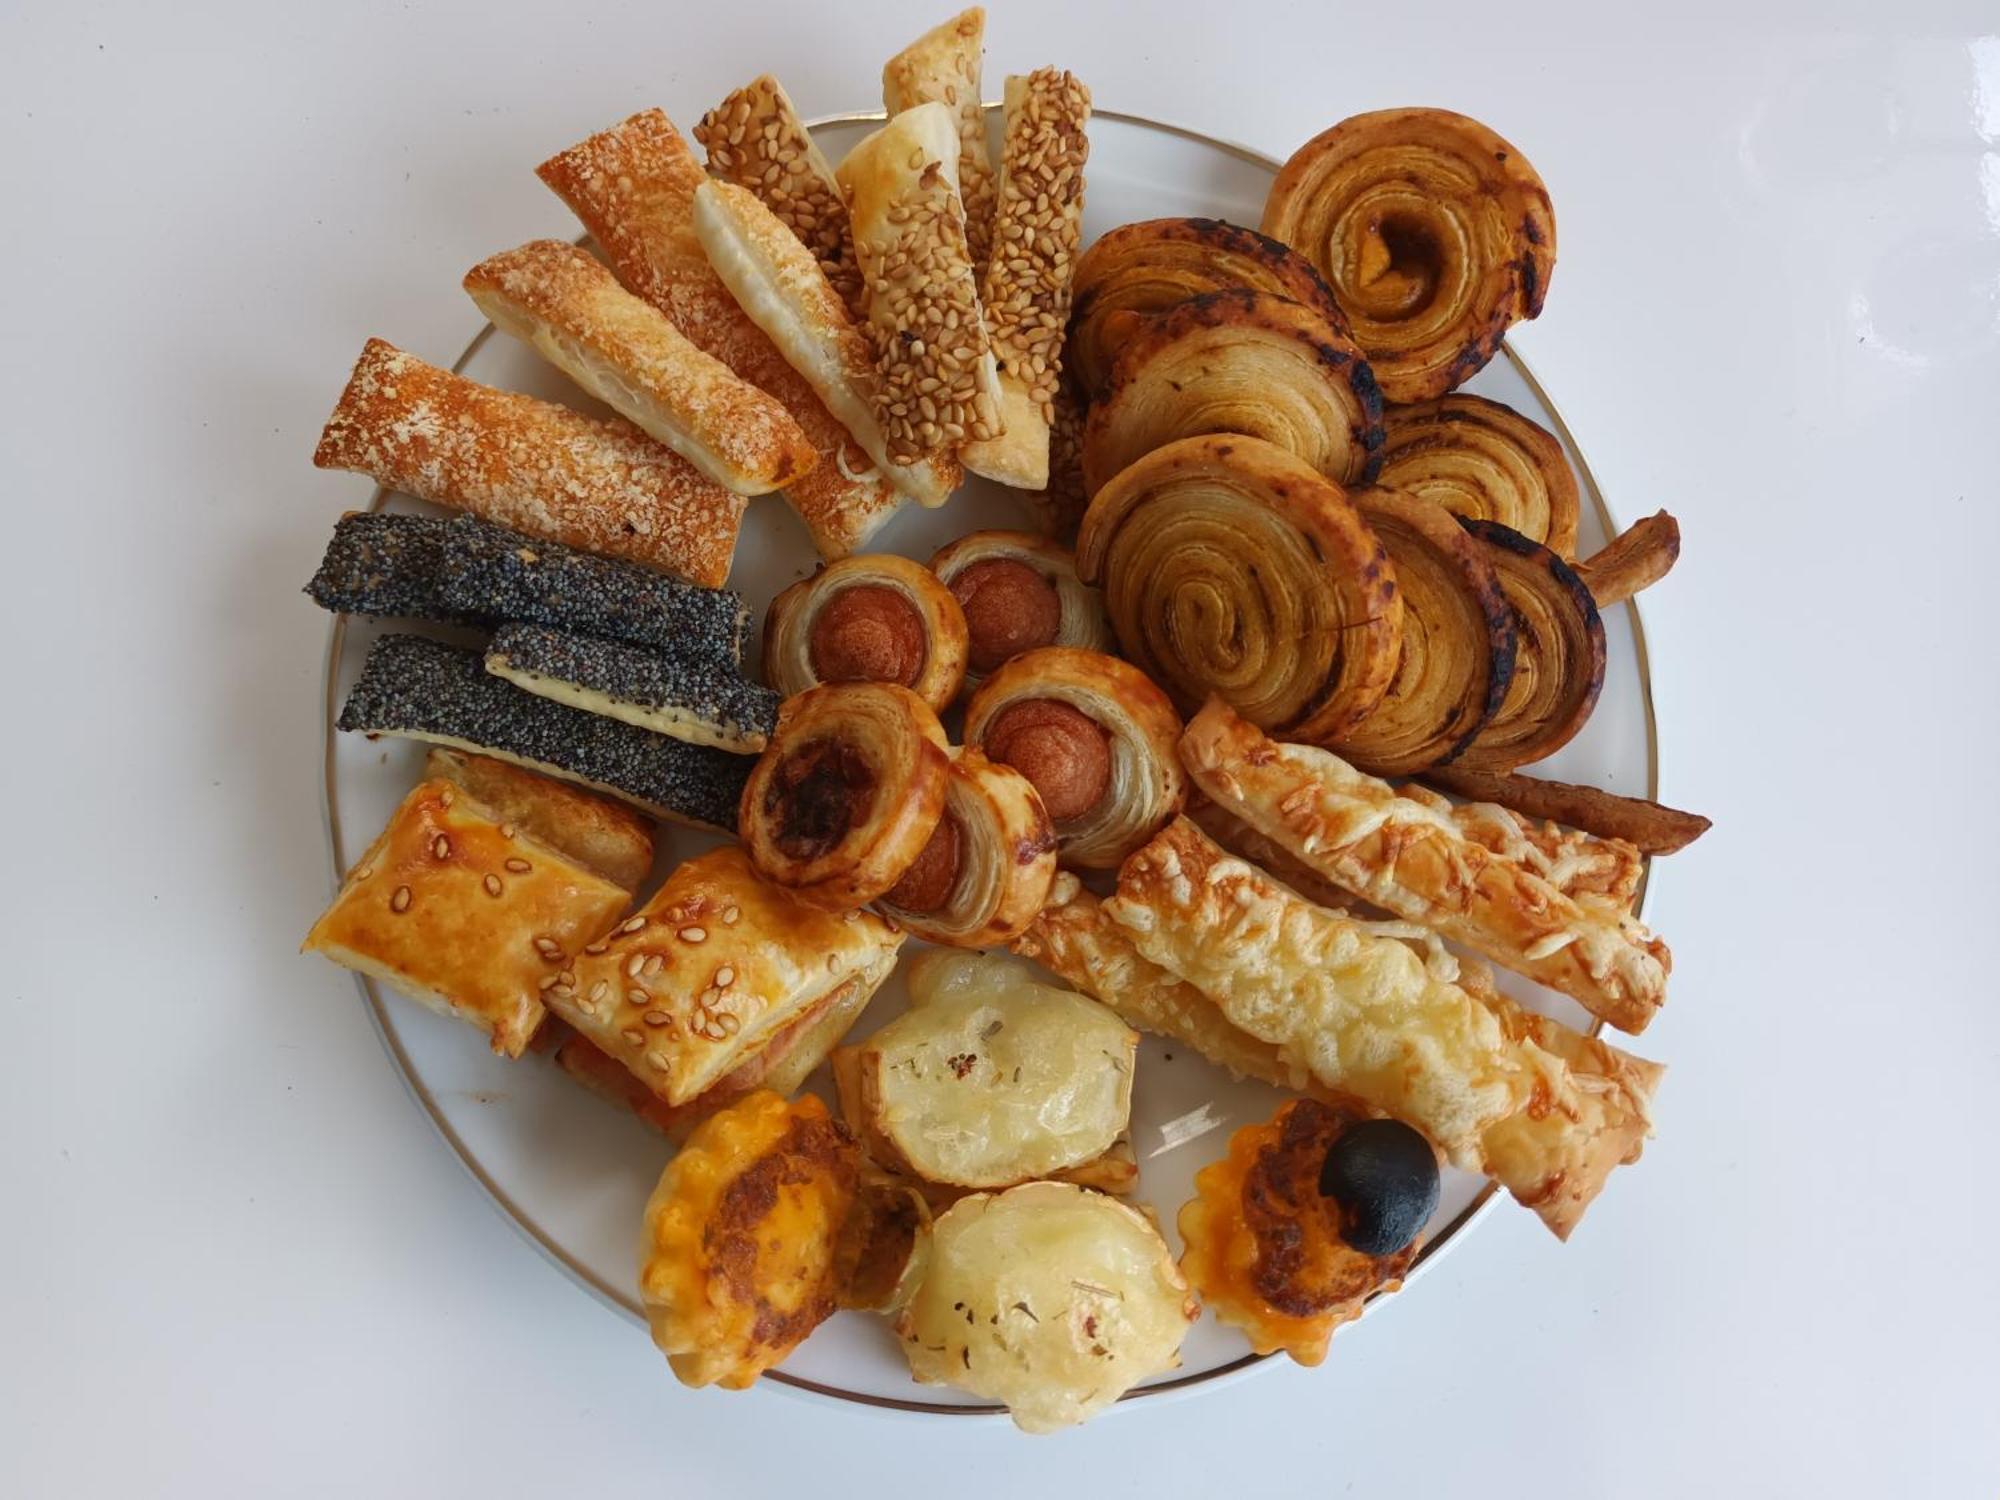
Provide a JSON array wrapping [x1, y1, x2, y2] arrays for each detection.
[[961, 69, 1092, 491], [837, 101, 1005, 471], [882, 7, 996, 279], [693, 76, 864, 319]]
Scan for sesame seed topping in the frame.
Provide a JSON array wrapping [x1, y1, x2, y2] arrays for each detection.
[[714, 966, 736, 989], [504, 857, 532, 874], [589, 980, 610, 1004], [390, 885, 412, 913], [483, 874, 502, 897], [646, 1052, 671, 1072], [627, 988, 649, 1007], [722, 905, 741, 925], [679, 925, 707, 943], [621, 1027, 646, 1047], [715, 1011, 740, 1036], [625, 953, 646, 979], [643, 1010, 671, 1026], [432, 835, 451, 860], [499, 823, 516, 839], [619, 917, 648, 935]]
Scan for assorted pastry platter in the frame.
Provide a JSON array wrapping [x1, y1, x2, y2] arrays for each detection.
[[310, 8, 1707, 1429]]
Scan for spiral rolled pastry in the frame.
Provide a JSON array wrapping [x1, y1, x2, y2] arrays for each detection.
[[740, 682, 951, 911], [1448, 520, 1605, 773], [1328, 486, 1516, 776], [929, 530, 1113, 689], [1067, 217, 1349, 401], [1081, 289, 1383, 498], [1376, 394, 1578, 557], [1262, 109, 1556, 403], [962, 647, 1186, 870], [1076, 434, 1402, 743], [876, 748, 1059, 947], [764, 554, 969, 713]]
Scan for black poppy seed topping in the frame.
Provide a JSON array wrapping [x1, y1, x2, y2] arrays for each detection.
[[487, 623, 779, 749], [337, 633, 748, 831], [303, 511, 483, 626]]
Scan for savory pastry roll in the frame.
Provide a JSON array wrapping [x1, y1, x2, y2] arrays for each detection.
[[537, 109, 907, 558], [1422, 764, 1711, 857], [337, 634, 750, 831], [881, 6, 996, 275], [1080, 290, 1384, 498], [739, 683, 952, 911], [876, 748, 1056, 947], [550, 846, 903, 1108], [837, 952, 1134, 1188], [837, 102, 1004, 467], [1106, 820, 1661, 1237], [961, 68, 1092, 490], [1187, 802, 1381, 919], [1179, 1100, 1424, 1365], [1076, 433, 1402, 742], [762, 554, 969, 712], [1181, 699, 1670, 1033], [694, 74, 864, 315], [692, 179, 961, 506], [962, 647, 1186, 869], [1398, 778, 1645, 911], [303, 777, 632, 1057], [423, 747, 655, 892], [312, 339, 746, 587], [1261, 109, 1556, 403], [484, 622, 779, 754], [304, 510, 473, 625], [641, 1090, 860, 1389], [928, 530, 1111, 688], [1375, 394, 1579, 558], [896, 1182, 1197, 1433]]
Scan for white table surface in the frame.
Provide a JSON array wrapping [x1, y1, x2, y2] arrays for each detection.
[[5, 1, 1996, 1493]]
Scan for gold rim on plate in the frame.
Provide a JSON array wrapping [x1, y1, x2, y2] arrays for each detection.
[[317, 105, 1659, 1417]]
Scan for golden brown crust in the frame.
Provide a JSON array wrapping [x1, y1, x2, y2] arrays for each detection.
[[877, 748, 1058, 947], [1375, 394, 1579, 557], [1421, 765, 1711, 856], [303, 779, 633, 1057], [928, 530, 1112, 687], [422, 748, 655, 892], [881, 7, 996, 275], [1023, 383, 1090, 541], [763, 555, 970, 711], [1186, 801, 1384, 918], [312, 339, 745, 586], [1575, 509, 1681, 606]]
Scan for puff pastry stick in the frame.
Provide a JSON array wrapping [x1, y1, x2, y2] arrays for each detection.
[[422, 748, 654, 892], [882, 7, 997, 275], [537, 110, 907, 558], [1181, 699, 1668, 1033], [464, 240, 816, 496], [837, 102, 1004, 468], [1105, 820, 1659, 1237], [1421, 764, 1711, 856], [692, 179, 960, 505], [961, 69, 1091, 490], [313, 339, 746, 586]]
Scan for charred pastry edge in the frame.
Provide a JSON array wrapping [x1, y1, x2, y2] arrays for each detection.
[[1375, 393, 1580, 559], [485, 623, 779, 755], [876, 747, 1059, 947], [928, 529, 1113, 690], [764, 554, 970, 712], [1080, 287, 1385, 498], [336, 633, 749, 831]]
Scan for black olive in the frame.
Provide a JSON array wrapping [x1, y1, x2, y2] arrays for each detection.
[[1317, 1118, 1441, 1257]]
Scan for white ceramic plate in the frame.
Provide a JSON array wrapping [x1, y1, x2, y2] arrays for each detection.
[[321, 107, 1657, 1417]]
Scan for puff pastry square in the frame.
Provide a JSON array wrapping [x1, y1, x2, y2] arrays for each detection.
[[304, 778, 633, 1056]]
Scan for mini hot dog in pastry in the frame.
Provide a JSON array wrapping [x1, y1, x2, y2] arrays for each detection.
[[929, 531, 1111, 689], [764, 554, 970, 712]]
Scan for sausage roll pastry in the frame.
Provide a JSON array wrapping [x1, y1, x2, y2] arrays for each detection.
[[740, 683, 953, 910], [1179, 1100, 1424, 1365], [423, 747, 655, 892], [1081, 290, 1384, 499], [837, 102, 1005, 467], [1261, 109, 1556, 403], [1375, 394, 1579, 557], [550, 846, 903, 1108], [1181, 699, 1669, 1032], [763, 554, 970, 711], [1077, 434, 1402, 742], [691, 179, 960, 506], [303, 778, 633, 1057], [641, 1091, 860, 1389], [962, 647, 1186, 869], [484, 623, 779, 754], [313, 339, 746, 587], [1106, 820, 1661, 1237], [537, 110, 907, 558], [337, 634, 750, 831], [694, 74, 864, 316], [929, 530, 1112, 688], [961, 68, 1092, 490], [1422, 764, 1711, 857], [896, 1182, 1197, 1434], [877, 748, 1057, 947], [881, 6, 996, 275]]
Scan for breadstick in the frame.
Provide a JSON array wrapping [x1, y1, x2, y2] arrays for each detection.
[[882, 6, 996, 276]]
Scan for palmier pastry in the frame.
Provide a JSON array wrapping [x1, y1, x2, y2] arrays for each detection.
[[740, 682, 952, 910], [963, 647, 1185, 869], [1067, 216, 1349, 400], [1329, 485, 1516, 774], [876, 748, 1058, 947], [1261, 108, 1556, 402], [1076, 433, 1402, 742], [1449, 519, 1606, 773], [881, 6, 996, 275], [1080, 288, 1384, 498], [1375, 394, 1579, 556], [929, 530, 1111, 687], [764, 554, 970, 711]]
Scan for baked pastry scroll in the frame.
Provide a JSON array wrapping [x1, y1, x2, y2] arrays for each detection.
[[1375, 394, 1579, 556], [928, 529, 1112, 688], [763, 554, 969, 711], [881, 6, 997, 275], [876, 748, 1057, 947]]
